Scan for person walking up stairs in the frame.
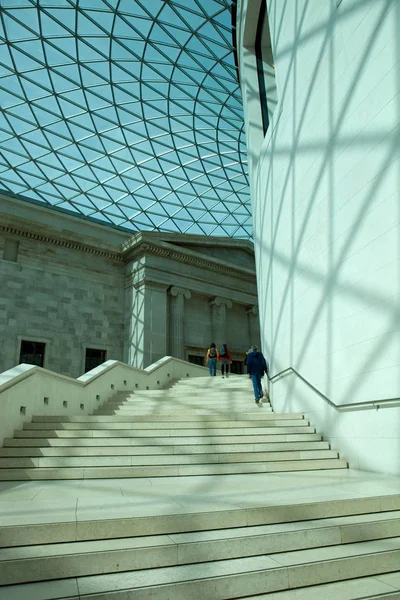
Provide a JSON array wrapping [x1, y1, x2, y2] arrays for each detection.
[[246, 345, 268, 405]]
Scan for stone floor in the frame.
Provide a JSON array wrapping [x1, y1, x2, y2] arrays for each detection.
[[1, 468, 399, 528]]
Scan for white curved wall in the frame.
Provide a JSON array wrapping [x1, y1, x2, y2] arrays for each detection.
[[238, 0, 400, 472], [240, 0, 400, 404]]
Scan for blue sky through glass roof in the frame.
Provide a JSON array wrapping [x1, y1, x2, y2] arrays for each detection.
[[0, 0, 251, 238]]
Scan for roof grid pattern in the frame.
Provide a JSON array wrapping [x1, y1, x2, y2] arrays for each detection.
[[0, 0, 251, 238]]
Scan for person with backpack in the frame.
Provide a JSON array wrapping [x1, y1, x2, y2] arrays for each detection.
[[219, 343, 232, 378], [206, 343, 219, 376], [246, 345, 269, 405]]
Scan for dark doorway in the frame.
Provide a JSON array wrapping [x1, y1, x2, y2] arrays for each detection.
[[19, 340, 45, 367], [85, 348, 107, 372], [231, 359, 244, 375]]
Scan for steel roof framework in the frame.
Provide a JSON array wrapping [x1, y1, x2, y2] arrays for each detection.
[[0, 0, 251, 238]]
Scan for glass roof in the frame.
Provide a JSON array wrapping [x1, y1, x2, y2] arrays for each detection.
[[0, 0, 251, 238]]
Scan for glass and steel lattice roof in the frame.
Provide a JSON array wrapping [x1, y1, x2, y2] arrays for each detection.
[[0, 0, 251, 238]]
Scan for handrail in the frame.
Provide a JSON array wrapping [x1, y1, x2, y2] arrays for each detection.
[[268, 367, 400, 411]]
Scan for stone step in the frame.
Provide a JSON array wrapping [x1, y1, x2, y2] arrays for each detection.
[[100, 403, 272, 412], [107, 394, 264, 400], [0, 449, 339, 468], [0, 511, 398, 586], [101, 400, 272, 407], [166, 390, 256, 396], [0, 458, 347, 480], [171, 383, 250, 387], [109, 390, 259, 394], [2, 536, 399, 599], [23, 418, 306, 430], [3, 495, 399, 548], [13, 426, 316, 438], [237, 578, 400, 600], [3, 433, 324, 447], [0, 441, 331, 456], [119, 390, 254, 398], [96, 407, 274, 415], [31, 412, 295, 422]]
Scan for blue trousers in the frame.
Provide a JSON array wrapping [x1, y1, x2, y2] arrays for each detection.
[[208, 358, 217, 376], [251, 374, 263, 400]]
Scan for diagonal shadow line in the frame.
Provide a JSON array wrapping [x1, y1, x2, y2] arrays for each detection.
[[268, 123, 399, 357], [276, 0, 379, 63], [335, 307, 400, 405], [256, 0, 393, 315], [264, 0, 395, 353], [257, 2, 335, 302], [272, 0, 290, 52], [251, 130, 397, 156], [333, 0, 400, 408], [267, 132, 399, 378]]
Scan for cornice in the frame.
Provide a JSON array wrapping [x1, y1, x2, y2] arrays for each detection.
[[1, 224, 256, 282], [0, 224, 123, 262], [123, 242, 256, 283]]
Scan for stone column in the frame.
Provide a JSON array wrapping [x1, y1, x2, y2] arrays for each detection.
[[246, 305, 260, 348], [124, 278, 168, 369], [209, 296, 233, 345], [169, 286, 191, 360]]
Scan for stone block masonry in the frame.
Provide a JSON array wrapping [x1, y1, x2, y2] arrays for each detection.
[[0, 232, 125, 378], [0, 194, 260, 376]]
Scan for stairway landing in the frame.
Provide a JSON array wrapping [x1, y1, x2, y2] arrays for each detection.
[[1, 468, 399, 530]]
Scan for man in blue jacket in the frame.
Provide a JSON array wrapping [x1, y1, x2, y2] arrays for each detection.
[[246, 345, 269, 405]]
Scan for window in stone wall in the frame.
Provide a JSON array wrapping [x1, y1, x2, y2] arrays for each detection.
[[19, 341, 45, 367], [188, 355, 205, 367], [3, 239, 19, 262], [255, 0, 277, 136], [85, 348, 107, 373]]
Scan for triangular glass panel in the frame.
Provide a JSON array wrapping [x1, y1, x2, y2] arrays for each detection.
[[3, 13, 35, 41], [81, 9, 115, 34]]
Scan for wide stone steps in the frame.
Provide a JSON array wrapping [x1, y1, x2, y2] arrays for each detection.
[[238, 581, 400, 600], [0, 395, 346, 478], [3, 495, 399, 547], [0, 440, 331, 456], [1, 501, 400, 599], [0, 449, 339, 468], [2, 432, 325, 447], [2, 375, 399, 597], [0, 459, 347, 480], [0, 511, 399, 587], [96, 400, 272, 416], [22, 418, 306, 429], [29, 413, 290, 422], [0, 379, 346, 480], [97, 405, 273, 412]]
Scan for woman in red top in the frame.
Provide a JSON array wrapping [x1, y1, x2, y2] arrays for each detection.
[[219, 343, 232, 378]]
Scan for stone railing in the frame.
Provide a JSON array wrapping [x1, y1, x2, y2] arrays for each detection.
[[0, 357, 208, 447]]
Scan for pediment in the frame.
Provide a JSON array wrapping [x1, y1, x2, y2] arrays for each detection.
[[125, 231, 255, 270]]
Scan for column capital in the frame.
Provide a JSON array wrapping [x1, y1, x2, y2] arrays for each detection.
[[209, 296, 232, 309], [246, 305, 258, 315], [133, 280, 169, 292], [169, 286, 191, 300]]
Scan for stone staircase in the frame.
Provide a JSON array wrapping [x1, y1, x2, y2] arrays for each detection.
[[1, 375, 400, 598], [0, 376, 346, 480]]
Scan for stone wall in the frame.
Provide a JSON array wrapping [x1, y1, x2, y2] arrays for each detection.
[[0, 231, 125, 378], [0, 195, 260, 376]]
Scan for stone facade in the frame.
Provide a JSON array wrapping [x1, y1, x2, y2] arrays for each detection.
[[0, 194, 260, 378]]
